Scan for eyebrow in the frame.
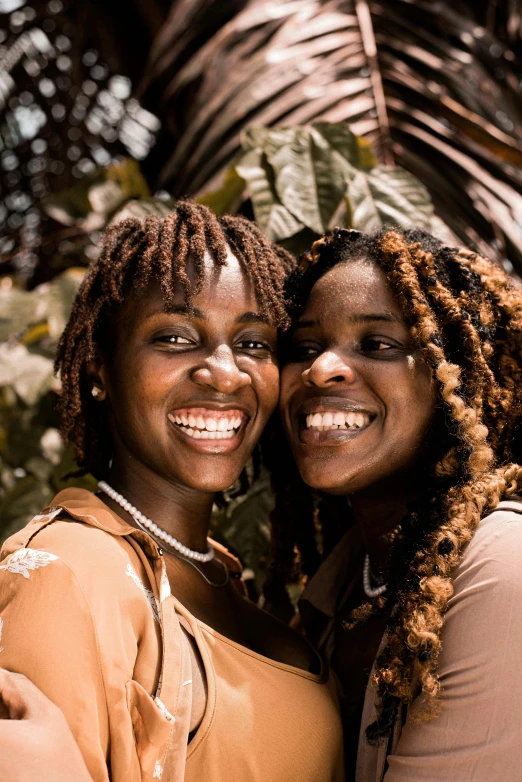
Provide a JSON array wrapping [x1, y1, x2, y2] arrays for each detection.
[[161, 304, 206, 319], [235, 311, 271, 325], [294, 313, 401, 330], [158, 305, 270, 325]]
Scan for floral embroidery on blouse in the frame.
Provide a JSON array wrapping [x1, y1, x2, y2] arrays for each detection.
[[160, 562, 171, 602], [152, 760, 163, 779], [125, 563, 160, 623], [154, 696, 175, 723], [31, 508, 62, 523], [0, 549, 59, 579]]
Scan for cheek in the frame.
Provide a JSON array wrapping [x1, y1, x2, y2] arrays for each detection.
[[279, 365, 302, 412], [254, 362, 280, 416], [390, 361, 437, 435]]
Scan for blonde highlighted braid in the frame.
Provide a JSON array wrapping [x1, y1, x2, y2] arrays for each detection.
[[264, 226, 522, 740]]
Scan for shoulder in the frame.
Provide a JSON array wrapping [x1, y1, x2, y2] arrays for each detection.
[[457, 497, 522, 574], [0, 514, 158, 627], [449, 497, 522, 612], [242, 599, 323, 674]]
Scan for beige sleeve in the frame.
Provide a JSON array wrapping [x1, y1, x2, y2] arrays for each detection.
[[0, 548, 111, 782], [385, 511, 522, 781]]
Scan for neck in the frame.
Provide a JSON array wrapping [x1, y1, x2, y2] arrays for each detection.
[[349, 471, 425, 574], [101, 460, 215, 552]]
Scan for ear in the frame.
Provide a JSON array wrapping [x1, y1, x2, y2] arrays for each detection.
[[86, 355, 108, 402]]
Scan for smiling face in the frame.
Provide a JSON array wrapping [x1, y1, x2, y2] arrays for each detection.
[[95, 250, 279, 494], [280, 260, 439, 496]]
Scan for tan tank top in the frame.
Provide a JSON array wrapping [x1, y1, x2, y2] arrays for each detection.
[[174, 598, 345, 781]]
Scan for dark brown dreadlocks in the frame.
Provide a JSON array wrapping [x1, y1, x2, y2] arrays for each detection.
[[54, 200, 294, 479], [264, 226, 522, 739]]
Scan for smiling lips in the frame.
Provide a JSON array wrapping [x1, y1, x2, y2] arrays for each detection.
[[168, 408, 245, 440]]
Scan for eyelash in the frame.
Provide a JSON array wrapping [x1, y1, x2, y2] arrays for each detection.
[[288, 338, 402, 360], [237, 339, 272, 351], [155, 335, 193, 345], [154, 336, 273, 353]]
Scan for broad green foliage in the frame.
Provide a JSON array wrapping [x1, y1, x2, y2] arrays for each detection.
[[43, 159, 151, 231], [0, 270, 96, 544], [200, 122, 434, 253]]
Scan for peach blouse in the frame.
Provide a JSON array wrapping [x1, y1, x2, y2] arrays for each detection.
[[0, 489, 344, 781]]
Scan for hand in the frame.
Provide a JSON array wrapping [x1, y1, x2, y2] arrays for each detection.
[[0, 668, 92, 782]]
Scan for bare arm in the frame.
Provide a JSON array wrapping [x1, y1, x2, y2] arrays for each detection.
[[0, 668, 92, 782]]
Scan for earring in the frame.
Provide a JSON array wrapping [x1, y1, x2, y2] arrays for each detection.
[[91, 386, 101, 398]]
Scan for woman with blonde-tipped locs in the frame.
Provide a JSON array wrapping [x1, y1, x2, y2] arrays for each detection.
[[268, 227, 522, 780]]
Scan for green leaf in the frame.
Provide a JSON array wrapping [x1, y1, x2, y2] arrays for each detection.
[[312, 122, 377, 171], [345, 165, 434, 231], [43, 158, 150, 230], [0, 475, 53, 545], [198, 166, 246, 216], [110, 196, 177, 223], [261, 127, 326, 235], [211, 472, 274, 593], [45, 268, 85, 339], [0, 286, 48, 342], [0, 343, 54, 406], [243, 124, 372, 236], [235, 147, 304, 240]]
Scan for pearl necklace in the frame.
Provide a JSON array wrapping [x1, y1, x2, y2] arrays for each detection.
[[98, 481, 215, 563], [363, 554, 387, 598]]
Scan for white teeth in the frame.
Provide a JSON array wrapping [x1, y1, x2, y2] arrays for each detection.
[[305, 411, 371, 430], [170, 411, 244, 437]]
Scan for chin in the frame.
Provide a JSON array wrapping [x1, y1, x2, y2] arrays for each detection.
[[296, 455, 371, 495], [181, 469, 244, 494]]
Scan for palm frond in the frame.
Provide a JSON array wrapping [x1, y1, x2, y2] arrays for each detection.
[[140, 0, 522, 271]]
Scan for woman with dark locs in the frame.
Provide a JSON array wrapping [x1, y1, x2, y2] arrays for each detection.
[[266, 226, 522, 780], [0, 201, 344, 782]]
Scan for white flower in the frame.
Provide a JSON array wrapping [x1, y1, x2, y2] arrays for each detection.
[[0, 616, 3, 652], [125, 563, 160, 623], [160, 563, 170, 602], [152, 760, 163, 779], [154, 697, 175, 723], [0, 549, 59, 579]]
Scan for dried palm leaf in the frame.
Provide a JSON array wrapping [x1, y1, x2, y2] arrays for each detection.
[[140, 0, 522, 272]]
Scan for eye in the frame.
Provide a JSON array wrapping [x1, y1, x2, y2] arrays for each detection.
[[367, 339, 394, 351], [236, 339, 274, 354], [285, 341, 321, 362], [154, 334, 194, 346], [362, 337, 404, 356]]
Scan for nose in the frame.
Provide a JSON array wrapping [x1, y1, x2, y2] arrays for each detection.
[[302, 350, 356, 388], [192, 345, 252, 393]]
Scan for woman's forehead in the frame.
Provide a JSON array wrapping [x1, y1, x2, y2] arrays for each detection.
[[304, 260, 401, 317]]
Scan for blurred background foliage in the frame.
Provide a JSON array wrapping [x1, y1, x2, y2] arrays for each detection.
[[0, 0, 521, 585]]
